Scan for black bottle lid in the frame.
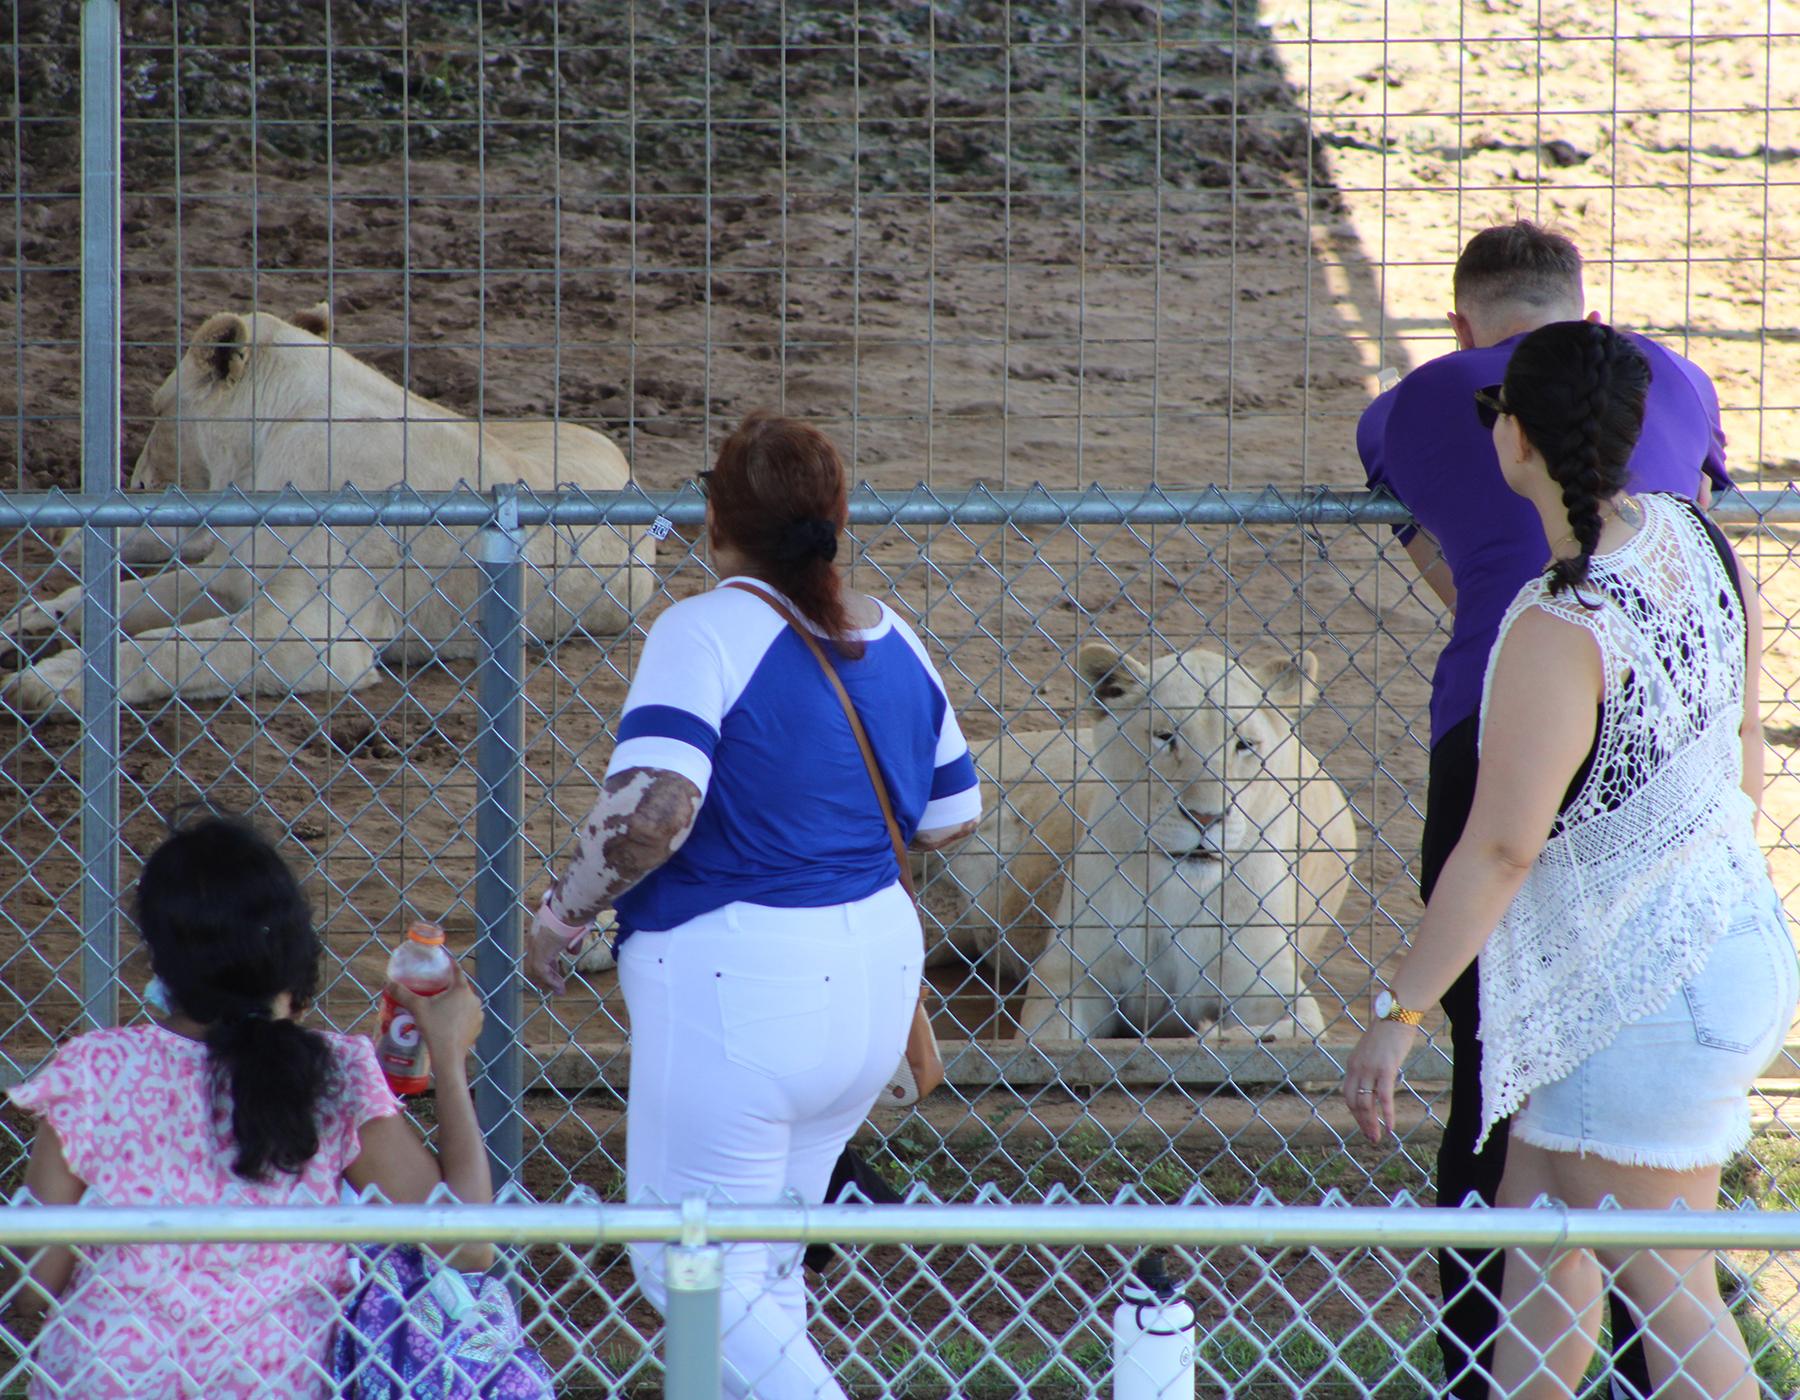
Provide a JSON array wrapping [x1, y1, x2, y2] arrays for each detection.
[[1133, 1248, 1177, 1301]]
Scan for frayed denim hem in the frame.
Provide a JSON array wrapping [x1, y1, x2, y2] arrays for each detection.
[[1510, 1115, 1754, 1173]]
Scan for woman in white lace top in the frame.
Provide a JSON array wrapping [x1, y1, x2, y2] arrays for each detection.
[[1342, 320, 1796, 1398]]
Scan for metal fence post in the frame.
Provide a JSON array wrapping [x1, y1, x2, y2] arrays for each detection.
[[664, 1195, 724, 1398], [78, 0, 122, 1032], [474, 488, 526, 1183]]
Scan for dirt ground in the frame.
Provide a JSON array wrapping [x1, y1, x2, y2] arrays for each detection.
[[0, 0, 1796, 1222]]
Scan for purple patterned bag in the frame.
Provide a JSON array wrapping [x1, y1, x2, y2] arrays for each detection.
[[330, 1244, 554, 1399]]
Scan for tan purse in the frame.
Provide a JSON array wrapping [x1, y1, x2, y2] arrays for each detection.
[[725, 582, 945, 1104]]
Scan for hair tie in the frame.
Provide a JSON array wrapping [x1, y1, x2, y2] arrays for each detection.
[[775, 517, 838, 564], [223, 996, 272, 1023], [143, 975, 175, 1016]]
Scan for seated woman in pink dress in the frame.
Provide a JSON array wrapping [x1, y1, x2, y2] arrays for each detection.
[[6, 814, 492, 1398]]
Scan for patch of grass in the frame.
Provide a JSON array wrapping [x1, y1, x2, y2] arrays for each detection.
[[885, 1334, 1063, 1397], [1330, 1322, 1437, 1395], [1377, 1152, 1428, 1190], [848, 1320, 1477, 1397], [1743, 1305, 1800, 1395], [1255, 1151, 1316, 1195], [1138, 1155, 1196, 1202], [930, 1335, 986, 1377], [1273, 1323, 1331, 1374], [1107, 1316, 1441, 1398], [1725, 1131, 1800, 1208], [1065, 1337, 1108, 1374]]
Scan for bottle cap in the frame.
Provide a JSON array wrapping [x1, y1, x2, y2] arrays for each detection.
[[1133, 1249, 1177, 1301], [405, 922, 446, 945]]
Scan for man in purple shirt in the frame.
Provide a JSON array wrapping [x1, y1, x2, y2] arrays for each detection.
[[1358, 220, 1729, 1400]]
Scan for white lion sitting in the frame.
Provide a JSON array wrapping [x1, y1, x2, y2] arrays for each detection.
[[6, 302, 654, 711], [924, 642, 1359, 1042]]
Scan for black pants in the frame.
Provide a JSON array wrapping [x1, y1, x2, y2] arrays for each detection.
[[1423, 716, 1650, 1400]]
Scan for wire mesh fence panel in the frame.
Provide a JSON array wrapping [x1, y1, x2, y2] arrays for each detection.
[[0, 1200, 1795, 1397], [0, 0, 1798, 1359], [0, 489, 1795, 1218]]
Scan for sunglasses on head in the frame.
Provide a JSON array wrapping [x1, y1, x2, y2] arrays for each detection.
[[1473, 384, 1510, 430]]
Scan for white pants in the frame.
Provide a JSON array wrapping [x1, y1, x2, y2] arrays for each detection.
[[618, 882, 923, 1400]]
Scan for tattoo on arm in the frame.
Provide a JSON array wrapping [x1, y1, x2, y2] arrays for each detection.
[[548, 768, 702, 926]]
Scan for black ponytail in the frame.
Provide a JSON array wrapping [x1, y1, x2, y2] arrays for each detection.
[[136, 814, 338, 1181], [1501, 320, 1650, 597], [203, 1016, 337, 1178]]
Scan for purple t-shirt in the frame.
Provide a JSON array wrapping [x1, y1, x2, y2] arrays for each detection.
[[1359, 330, 1728, 744]]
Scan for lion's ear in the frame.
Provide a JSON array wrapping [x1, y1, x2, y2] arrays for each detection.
[[1263, 649, 1321, 711], [1077, 641, 1150, 712], [190, 313, 250, 386], [289, 301, 332, 338]]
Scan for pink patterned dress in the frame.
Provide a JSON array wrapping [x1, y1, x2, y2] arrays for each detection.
[[7, 1023, 401, 1398]]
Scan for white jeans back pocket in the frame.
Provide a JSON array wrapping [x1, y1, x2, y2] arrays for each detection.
[[715, 971, 833, 1079], [1685, 906, 1786, 1055]]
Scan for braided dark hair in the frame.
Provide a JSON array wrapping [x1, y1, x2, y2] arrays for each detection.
[[1500, 320, 1651, 596], [136, 813, 337, 1181]]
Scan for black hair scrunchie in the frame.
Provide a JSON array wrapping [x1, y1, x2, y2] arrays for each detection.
[[774, 517, 839, 564]]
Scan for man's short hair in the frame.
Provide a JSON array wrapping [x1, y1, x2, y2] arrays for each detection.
[[1453, 221, 1584, 313]]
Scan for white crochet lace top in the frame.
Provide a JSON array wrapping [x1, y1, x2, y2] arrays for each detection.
[[1474, 492, 1763, 1150]]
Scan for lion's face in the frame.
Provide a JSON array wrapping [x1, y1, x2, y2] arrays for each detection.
[[129, 310, 320, 492], [1077, 642, 1313, 889], [130, 366, 224, 491]]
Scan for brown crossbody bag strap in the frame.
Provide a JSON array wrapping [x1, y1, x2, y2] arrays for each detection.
[[725, 580, 943, 1101]]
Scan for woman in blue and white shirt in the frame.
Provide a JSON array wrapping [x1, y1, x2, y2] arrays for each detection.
[[527, 412, 982, 1399]]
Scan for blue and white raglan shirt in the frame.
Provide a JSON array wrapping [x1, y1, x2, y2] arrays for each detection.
[[603, 578, 983, 942]]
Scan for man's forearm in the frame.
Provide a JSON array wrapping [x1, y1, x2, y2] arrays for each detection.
[[1401, 529, 1457, 613]]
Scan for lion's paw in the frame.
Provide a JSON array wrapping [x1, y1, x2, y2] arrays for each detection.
[[574, 940, 617, 976], [9, 596, 70, 637], [1212, 993, 1325, 1045], [3, 650, 84, 715], [1015, 994, 1098, 1043], [1, 598, 74, 668], [572, 911, 620, 976], [1212, 1012, 1319, 1045]]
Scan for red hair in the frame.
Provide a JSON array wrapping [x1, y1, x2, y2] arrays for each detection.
[[710, 412, 863, 659]]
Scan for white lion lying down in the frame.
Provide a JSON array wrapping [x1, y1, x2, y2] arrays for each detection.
[[6, 302, 654, 711], [924, 642, 1359, 1043], [576, 641, 1360, 1047]]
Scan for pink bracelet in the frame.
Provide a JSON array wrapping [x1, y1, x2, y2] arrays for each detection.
[[536, 890, 592, 952]]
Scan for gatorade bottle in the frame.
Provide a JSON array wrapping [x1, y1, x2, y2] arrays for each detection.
[[377, 922, 454, 1096]]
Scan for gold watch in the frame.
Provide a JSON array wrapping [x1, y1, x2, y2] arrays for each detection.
[[1373, 988, 1424, 1027]]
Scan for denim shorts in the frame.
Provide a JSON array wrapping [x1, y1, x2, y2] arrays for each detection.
[[1512, 884, 1799, 1170]]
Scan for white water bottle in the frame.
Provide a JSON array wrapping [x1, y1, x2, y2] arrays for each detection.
[[1112, 1251, 1197, 1400]]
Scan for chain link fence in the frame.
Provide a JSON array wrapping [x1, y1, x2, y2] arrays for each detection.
[[0, 1199, 1797, 1396], [0, 485, 1795, 1213], [3, 0, 1800, 1388]]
